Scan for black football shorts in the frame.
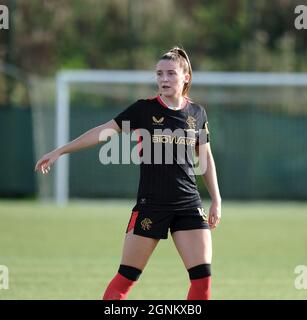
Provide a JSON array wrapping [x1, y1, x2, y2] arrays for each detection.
[[126, 207, 210, 239]]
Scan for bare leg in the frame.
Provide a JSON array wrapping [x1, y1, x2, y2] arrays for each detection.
[[103, 230, 159, 300], [172, 229, 212, 268], [172, 229, 212, 300], [120, 230, 160, 270]]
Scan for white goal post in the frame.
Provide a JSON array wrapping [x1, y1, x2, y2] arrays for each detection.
[[55, 70, 307, 205]]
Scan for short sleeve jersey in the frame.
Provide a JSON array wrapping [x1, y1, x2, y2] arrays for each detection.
[[114, 96, 210, 211]]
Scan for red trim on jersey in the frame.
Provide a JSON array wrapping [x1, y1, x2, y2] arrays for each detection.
[[127, 211, 139, 233], [156, 95, 168, 108], [156, 95, 189, 110]]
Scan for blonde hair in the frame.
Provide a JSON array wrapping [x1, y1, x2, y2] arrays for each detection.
[[160, 47, 192, 97]]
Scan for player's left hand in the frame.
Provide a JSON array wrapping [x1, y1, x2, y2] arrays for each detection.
[[208, 201, 221, 229]]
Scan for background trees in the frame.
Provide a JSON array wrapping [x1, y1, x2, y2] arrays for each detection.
[[0, 0, 306, 105]]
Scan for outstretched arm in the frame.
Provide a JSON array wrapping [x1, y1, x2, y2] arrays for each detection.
[[197, 143, 222, 229], [35, 119, 120, 174]]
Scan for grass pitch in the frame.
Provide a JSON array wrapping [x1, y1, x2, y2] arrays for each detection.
[[0, 200, 306, 300]]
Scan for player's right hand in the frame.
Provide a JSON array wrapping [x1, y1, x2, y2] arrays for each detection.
[[34, 150, 60, 175]]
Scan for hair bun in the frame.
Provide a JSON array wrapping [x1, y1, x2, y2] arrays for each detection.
[[170, 47, 182, 55], [169, 47, 188, 60]]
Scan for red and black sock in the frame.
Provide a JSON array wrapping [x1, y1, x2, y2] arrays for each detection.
[[187, 264, 211, 300], [102, 264, 142, 300]]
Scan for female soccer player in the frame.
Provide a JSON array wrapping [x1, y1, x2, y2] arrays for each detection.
[[35, 47, 222, 300]]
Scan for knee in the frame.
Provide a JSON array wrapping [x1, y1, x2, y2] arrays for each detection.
[[102, 264, 142, 300], [188, 264, 211, 280], [118, 264, 143, 281], [187, 264, 211, 300]]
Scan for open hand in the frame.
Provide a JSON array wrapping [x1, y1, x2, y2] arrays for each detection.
[[34, 151, 60, 175]]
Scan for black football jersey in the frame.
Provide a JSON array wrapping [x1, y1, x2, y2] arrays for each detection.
[[114, 96, 210, 211]]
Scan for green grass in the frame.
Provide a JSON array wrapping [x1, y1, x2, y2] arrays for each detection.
[[0, 200, 306, 300]]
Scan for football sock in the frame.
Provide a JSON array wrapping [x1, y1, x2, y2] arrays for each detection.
[[187, 264, 211, 300], [102, 264, 142, 300]]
